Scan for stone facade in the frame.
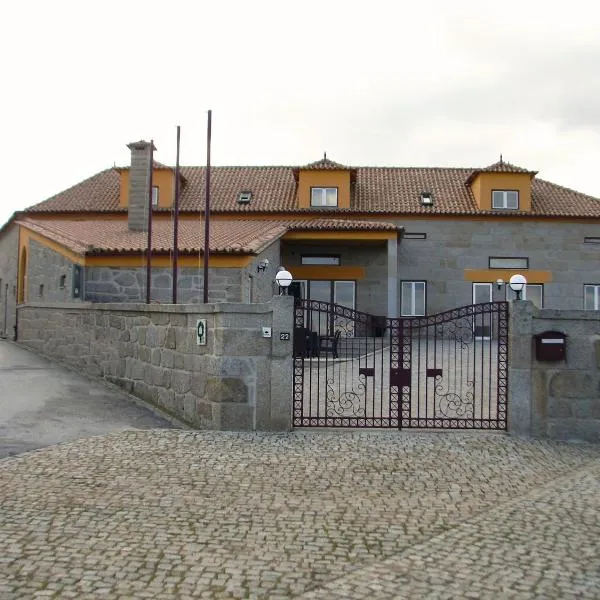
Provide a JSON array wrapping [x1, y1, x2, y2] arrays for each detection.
[[509, 300, 600, 442], [84, 266, 244, 304], [396, 218, 600, 313], [27, 239, 79, 304], [16, 297, 294, 431], [0, 224, 18, 338]]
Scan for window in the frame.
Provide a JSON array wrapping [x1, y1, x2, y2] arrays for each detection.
[[492, 190, 519, 209], [301, 255, 340, 265], [404, 232, 427, 240], [238, 191, 252, 204], [311, 187, 338, 207], [39, 284, 44, 298], [584, 237, 600, 244], [489, 257, 529, 269], [420, 192, 433, 206], [59, 274, 66, 289], [507, 284, 543, 308], [152, 186, 159, 206], [401, 281, 426, 316], [584, 284, 600, 310]]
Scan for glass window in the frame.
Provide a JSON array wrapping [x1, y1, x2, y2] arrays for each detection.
[[584, 284, 600, 310], [489, 257, 529, 269], [301, 255, 340, 265], [152, 186, 159, 206], [401, 281, 426, 316], [506, 284, 543, 308], [311, 187, 338, 207], [492, 190, 519, 209]]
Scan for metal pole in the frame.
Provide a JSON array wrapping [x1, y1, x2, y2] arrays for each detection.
[[146, 140, 154, 304], [172, 126, 181, 304], [203, 110, 212, 304]]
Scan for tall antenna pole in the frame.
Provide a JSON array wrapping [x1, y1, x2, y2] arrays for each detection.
[[172, 126, 181, 304], [146, 140, 154, 304], [203, 110, 212, 304]]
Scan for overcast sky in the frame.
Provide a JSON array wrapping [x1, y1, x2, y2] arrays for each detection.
[[1, 0, 599, 226]]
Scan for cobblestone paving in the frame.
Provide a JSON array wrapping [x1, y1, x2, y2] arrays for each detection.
[[1, 430, 599, 599]]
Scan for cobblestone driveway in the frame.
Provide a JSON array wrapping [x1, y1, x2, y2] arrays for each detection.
[[2, 430, 600, 599]]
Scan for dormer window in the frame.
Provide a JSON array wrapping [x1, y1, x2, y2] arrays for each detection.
[[420, 192, 433, 206], [152, 186, 159, 206], [238, 191, 253, 204], [311, 187, 338, 207], [492, 190, 519, 209]]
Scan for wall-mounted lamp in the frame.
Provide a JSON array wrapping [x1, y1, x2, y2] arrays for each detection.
[[275, 266, 293, 295], [496, 278, 504, 291], [257, 258, 269, 273], [509, 274, 527, 300]]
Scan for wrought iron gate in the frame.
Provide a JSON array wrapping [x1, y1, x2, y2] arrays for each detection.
[[292, 300, 508, 429]]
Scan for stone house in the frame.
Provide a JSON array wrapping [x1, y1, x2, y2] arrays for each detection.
[[1, 139, 600, 339]]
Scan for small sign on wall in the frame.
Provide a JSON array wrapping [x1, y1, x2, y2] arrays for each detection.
[[196, 319, 207, 345]]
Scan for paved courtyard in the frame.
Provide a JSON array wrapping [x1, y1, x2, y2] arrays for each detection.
[[2, 430, 600, 599]]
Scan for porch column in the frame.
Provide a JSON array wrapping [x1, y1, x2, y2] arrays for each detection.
[[387, 236, 399, 318]]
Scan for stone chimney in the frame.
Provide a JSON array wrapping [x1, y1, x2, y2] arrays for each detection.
[[127, 140, 155, 231]]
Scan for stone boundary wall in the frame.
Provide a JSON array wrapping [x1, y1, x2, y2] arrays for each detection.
[[509, 301, 600, 442], [16, 298, 294, 431]]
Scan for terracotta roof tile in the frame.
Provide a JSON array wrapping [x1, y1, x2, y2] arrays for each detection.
[[17, 216, 400, 256], [288, 218, 400, 232], [24, 162, 600, 219], [466, 160, 538, 184], [17, 218, 288, 255], [299, 156, 350, 170]]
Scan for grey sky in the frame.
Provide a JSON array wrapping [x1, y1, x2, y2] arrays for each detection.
[[1, 0, 599, 226]]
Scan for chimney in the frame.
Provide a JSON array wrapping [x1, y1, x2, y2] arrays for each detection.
[[127, 140, 155, 231]]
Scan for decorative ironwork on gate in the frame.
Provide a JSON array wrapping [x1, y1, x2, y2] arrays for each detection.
[[293, 300, 508, 430]]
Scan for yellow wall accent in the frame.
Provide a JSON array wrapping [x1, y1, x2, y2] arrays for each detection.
[[297, 170, 351, 209], [470, 172, 533, 212], [464, 269, 552, 283], [289, 266, 365, 280], [20, 227, 85, 265], [284, 230, 395, 241], [119, 169, 174, 209]]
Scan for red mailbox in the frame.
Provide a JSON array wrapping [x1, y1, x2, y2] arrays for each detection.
[[534, 331, 567, 362]]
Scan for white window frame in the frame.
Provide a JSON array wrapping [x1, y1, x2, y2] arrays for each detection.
[[311, 187, 338, 207], [401, 281, 426, 316], [506, 283, 543, 308], [584, 284, 600, 310], [152, 185, 159, 206], [492, 190, 519, 209]]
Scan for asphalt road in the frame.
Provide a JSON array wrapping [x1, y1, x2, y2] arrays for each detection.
[[0, 339, 173, 458]]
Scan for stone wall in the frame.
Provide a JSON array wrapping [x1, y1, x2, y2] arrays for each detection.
[[509, 300, 600, 442], [84, 266, 243, 303], [27, 239, 78, 303], [396, 218, 600, 313], [0, 223, 18, 338], [242, 240, 282, 304], [16, 298, 294, 431]]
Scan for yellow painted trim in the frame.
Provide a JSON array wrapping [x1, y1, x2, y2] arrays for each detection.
[[284, 231, 396, 241], [289, 266, 366, 280], [85, 254, 252, 268], [20, 227, 85, 265], [464, 269, 553, 283]]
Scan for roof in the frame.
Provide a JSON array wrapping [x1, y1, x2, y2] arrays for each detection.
[[23, 161, 600, 219], [466, 160, 538, 184], [17, 217, 401, 256]]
